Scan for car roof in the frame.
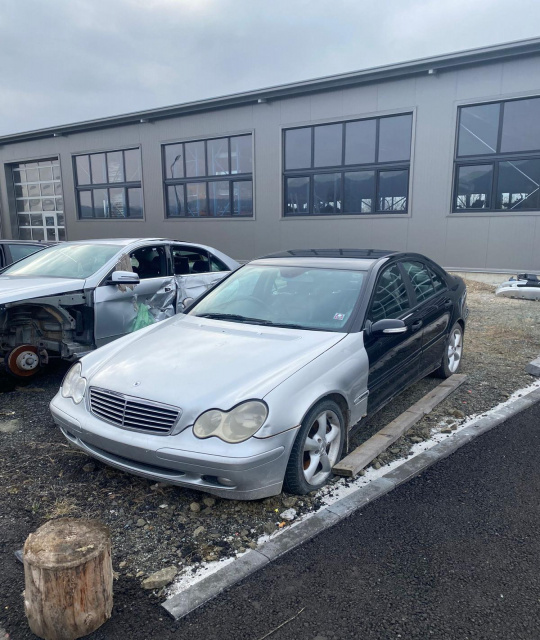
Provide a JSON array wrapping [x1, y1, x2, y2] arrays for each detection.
[[0, 239, 54, 245], [252, 249, 401, 271], [260, 249, 399, 260]]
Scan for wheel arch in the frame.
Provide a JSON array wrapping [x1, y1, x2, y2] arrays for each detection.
[[300, 392, 351, 430]]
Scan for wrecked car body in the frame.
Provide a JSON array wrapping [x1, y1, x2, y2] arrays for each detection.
[[0, 238, 239, 377], [495, 273, 540, 300]]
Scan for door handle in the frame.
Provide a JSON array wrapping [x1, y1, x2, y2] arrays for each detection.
[[411, 320, 423, 332], [164, 286, 173, 292]]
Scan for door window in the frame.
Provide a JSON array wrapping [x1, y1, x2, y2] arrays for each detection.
[[368, 264, 410, 322], [209, 254, 229, 272], [8, 244, 42, 263], [130, 246, 167, 279], [427, 266, 446, 293], [172, 246, 210, 275], [402, 261, 435, 303]]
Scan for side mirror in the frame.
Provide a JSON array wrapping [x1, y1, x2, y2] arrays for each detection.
[[369, 318, 407, 336], [182, 297, 195, 310], [109, 271, 140, 286]]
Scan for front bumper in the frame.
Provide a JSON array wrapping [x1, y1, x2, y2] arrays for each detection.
[[50, 393, 298, 500]]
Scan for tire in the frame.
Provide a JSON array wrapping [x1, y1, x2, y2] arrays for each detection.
[[283, 399, 345, 495], [435, 322, 464, 379], [5, 345, 40, 378]]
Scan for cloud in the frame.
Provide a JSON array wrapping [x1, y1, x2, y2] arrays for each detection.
[[0, 0, 538, 134]]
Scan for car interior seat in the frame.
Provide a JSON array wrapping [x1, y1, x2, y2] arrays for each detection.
[[192, 259, 209, 274], [174, 256, 190, 275]]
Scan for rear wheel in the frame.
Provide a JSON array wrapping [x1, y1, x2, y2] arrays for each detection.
[[435, 323, 463, 378], [284, 400, 345, 495], [5, 345, 40, 378]]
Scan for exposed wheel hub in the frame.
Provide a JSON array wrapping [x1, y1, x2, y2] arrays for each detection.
[[16, 351, 39, 371], [6, 345, 41, 378]]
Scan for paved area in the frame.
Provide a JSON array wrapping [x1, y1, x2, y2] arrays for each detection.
[[3, 402, 540, 639]]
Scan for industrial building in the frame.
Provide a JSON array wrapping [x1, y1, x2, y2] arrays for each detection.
[[1, 37, 540, 271]]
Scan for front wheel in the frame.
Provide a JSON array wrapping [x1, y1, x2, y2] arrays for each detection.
[[283, 400, 345, 495], [435, 322, 463, 378]]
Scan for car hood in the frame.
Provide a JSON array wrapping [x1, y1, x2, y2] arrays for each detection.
[[87, 314, 345, 428], [0, 276, 85, 304]]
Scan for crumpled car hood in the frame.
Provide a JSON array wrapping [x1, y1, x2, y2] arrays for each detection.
[[0, 276, 85, 304], [87, 314, 345, 428]]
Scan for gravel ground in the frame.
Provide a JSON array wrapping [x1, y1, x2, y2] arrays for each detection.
[[1, 280, 539, 636]]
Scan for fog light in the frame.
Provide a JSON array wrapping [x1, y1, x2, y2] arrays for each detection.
[[217, 477, 235, 487]]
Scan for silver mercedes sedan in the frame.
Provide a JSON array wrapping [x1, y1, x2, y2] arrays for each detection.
[[50, 249, 468, 499]]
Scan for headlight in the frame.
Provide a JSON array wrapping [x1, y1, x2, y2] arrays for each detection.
[[193, 401, 268, 443], [61, 362, 87, 404]]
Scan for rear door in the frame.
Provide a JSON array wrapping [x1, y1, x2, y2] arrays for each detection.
[[93, 243, 176, 346], [171, 243, 231, 310], [400, 260, 452, 376], [364, 262, 423, 413]]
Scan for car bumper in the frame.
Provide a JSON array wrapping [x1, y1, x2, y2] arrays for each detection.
[[50, 394, 299, 500]]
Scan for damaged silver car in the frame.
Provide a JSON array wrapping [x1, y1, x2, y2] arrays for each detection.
[[0, 238, 239, 377]]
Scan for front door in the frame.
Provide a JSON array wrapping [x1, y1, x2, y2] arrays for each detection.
[[93, 244, 176, 347], [364, 263, 423, 414]]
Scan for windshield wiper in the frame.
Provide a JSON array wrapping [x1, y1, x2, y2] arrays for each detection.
[[195, 313, 309, 330]]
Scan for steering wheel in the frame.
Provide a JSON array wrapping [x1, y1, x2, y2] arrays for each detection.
[[232, 296, 272, 313]]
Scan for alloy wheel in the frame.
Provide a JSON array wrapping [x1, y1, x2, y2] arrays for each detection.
[[302, 409, 342, 485]]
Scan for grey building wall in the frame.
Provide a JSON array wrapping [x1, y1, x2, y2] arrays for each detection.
[[1, 52, 540, 271]]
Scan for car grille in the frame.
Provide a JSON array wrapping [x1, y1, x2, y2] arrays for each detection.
[[89, 387, 180, 435]]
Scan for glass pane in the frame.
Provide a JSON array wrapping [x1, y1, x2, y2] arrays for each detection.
[[233, 181, 253, 217], [93, 188, 109, 218], [458, 104, 500, 156], [27, 184, 40, 197], [56, 197, 64, 211], [47, 228, 57, 241], [30, 213, 43, 226], [26, 168, 39, 182], [13, 169, 26, 183], [501, 97, 540, 153], [53, 165, 61, 180], [127, 188, 143, 218], [79, 191, 93, 218], [368, 264, 410, 322], [90, 154, 107, 184], [75, 155, 91, 185], [17, 214, 30, 226], [107, 151, 124, 183], [124, 148, 141, 182], [313, 173, 342, 214], [31, 228, 45, 241], [428, 267, 446, 292], [164, 143, 184, 180], [45, 215, 55, 227], [25, 162, 38, 169], [285, 176, 310, 215], [230, 135, 252, 174], [378, 115, 413, 162], [345, 119, 376, 165], [402, 261, 435, 303], [186, 182, 208, 216], [29, 199, 42, 211], [38, 160, 52, 167], [185, 141, 206, 178], [209, 181, 230, 216], [16, 199, 30, 213], [377, 169, 409, 212], [18, 227, 32, 240], [454, 164, 493, 210], [15, 185, 27, 198], [496, 159, 540, 211], [344, 171, 374, 213], [54, 182, 63, 195], [39, 167, 53, 181], [166, 185, 185, 217], [58, 228, 66, 241], [40, 183, 53, 196], [57, 213, 65, 226], [314, 124, 342, 167], [42, 198, 55, 211], [208, 138, 230, 176], [285, 128, 311, 170], [109, 188, 127, 218]]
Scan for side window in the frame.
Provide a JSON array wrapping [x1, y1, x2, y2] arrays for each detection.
[[130, 245, 167, 280], [209, 254, 230, 272], [428, 266, 446, 293], [402, 261, 435, 303], [8, 244, 41, 263], [368, 264, 410, 323], [172, 246, 210, 275]]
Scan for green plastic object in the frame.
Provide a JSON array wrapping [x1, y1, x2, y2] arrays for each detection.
[[131, 303, 155, 332]]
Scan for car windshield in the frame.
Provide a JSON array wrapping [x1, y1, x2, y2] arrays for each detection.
[[2, 243, 122, 279], [190, 264, 367, 331]]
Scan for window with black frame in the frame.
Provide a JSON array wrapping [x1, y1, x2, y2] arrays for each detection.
[[453, 97, 540, 212], [163, 134, 253, 218], [74, 148, 143, 219], [283, 113, 412, 216]]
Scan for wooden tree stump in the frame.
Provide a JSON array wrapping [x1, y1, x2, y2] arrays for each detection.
[[23, 518, 113, 640]]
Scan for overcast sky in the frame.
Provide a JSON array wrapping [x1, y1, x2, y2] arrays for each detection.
[[0, 0, 539, 135]]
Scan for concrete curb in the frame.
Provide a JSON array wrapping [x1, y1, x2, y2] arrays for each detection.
[[162, 385, 540, 620]]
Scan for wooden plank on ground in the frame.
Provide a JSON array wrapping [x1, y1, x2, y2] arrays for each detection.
[[333, 373, 467, 478]]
